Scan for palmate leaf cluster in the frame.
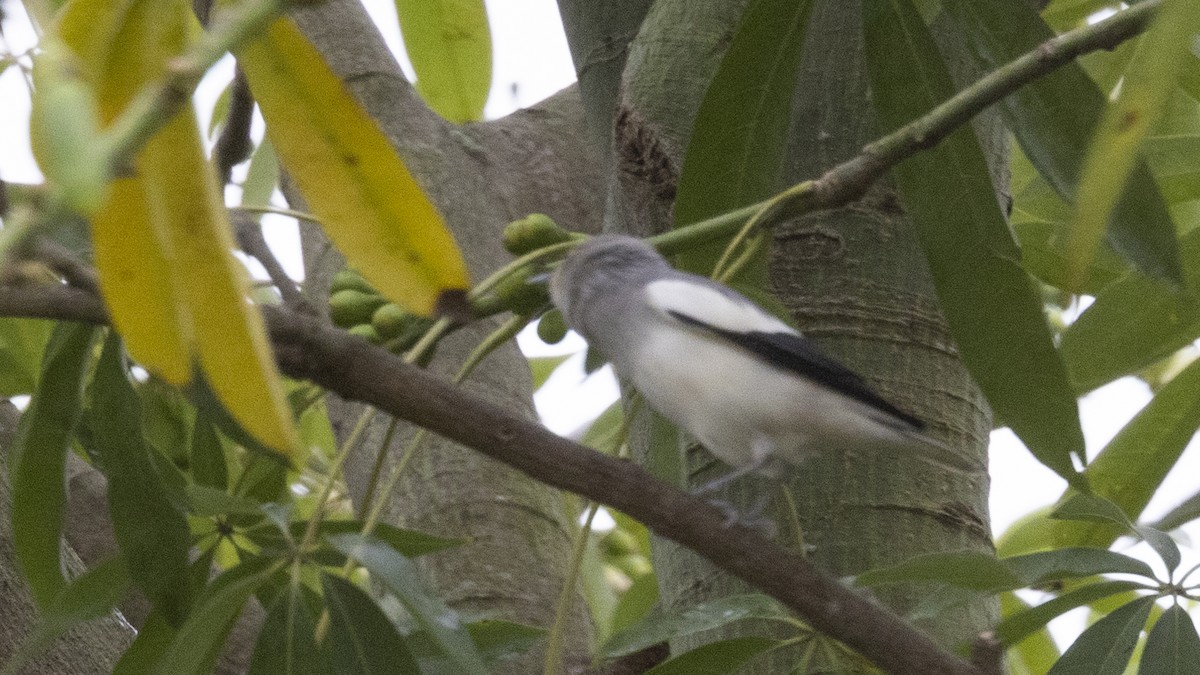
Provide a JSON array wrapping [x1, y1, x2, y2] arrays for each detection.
[[0, 0, 1199, 672]]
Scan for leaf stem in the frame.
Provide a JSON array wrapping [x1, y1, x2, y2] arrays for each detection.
[[543, 502, 601, 675]]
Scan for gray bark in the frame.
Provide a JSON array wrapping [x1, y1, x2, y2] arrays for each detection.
[[599, 0, 998, 668], [286, 2, 607, 671]]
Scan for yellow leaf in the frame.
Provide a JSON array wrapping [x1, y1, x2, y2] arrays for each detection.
[[93, 178, 194, 385], [57, 0, 192, 383], [55, 0, 299, 459], [142, 108, 301, 461], [236, 18, 471, 317], [58, 0, 173, 123]]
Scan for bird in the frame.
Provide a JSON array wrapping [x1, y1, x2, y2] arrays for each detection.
[[549, 234, 965, 492]]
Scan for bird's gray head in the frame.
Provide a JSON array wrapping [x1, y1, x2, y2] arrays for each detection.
[[550, 235, 671, 328]]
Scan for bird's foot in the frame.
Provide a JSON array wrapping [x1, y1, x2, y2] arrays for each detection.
[[704, 496, 777, 539]]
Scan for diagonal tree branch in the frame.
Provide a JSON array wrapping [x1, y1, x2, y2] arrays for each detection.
[[266, 308, 982, 675], [0, 284, 980, 675]]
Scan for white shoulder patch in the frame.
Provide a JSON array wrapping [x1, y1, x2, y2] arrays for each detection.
[[644, 279, 796, 334]]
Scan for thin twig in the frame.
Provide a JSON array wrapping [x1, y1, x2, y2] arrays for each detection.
[[231, 210, 307, 309], [27, 239, 100, 294], [645, 0, 1160, 260]]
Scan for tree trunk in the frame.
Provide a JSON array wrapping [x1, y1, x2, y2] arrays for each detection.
[[603, 0, 998, 668], [287, 3, 606, 671]]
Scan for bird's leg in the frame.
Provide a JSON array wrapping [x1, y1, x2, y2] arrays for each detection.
[[693, 434, 778, 496], [691, 453, 778, 536], [691, 459, 762, 498]]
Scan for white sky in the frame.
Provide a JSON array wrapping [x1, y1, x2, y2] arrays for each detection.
[[2, 0, 1199, 648]]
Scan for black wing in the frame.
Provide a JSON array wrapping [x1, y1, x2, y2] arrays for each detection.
[[668, 311, 925, 431]]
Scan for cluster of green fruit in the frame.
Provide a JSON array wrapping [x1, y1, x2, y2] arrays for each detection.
[[328, 269, 434, 352]]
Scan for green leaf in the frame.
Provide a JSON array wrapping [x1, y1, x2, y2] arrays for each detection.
[[207, 76, 233, 137], [45, 556, 131, 625], [10, 556, 134, 670], [241, 137, 279, 208], [996, 506, 1057, 558], [1012, 218, 1128, 295], [1152, 489, 1200, 533], [944, 0, 1183, 287], [580, 400, 626, 455], [1053, 357, 1200, 550], [602, 594, 791, 659], [609, 572, 659, 637], [1061, 228, 1200, 394], [863, 0, 1085, 486], [1140, 604, 1200, 675], [114, 610, 177, 675], [0, 318, 53, 395], [527, 354, 569, 391], [1043, 0, 1122, 29], [1001, 592, 1060, 674], [645, 408, 682, 486], [460, 620, 543, 664], [325, 533, 487, 674], [9, 322, 97, 607], [1005, 548, 1156, 586], [1051, 493, 1182, 573], [28, 40, 109, 214], [155, 561, 278, 674], [186, 484, 263, 517], [229, 462, 287, 520], [854, 550, 1022, 591], [672, 0, 814, 272], [581, 539, 619, 645], [249, 520, 466, 562], [1180, 54, 1200, 104], [395, 0, 492, 123], [858, 547, 1158, 600], [1065, 1, 1200, 290], [321, 574, 419, 674], [644, 636, 780, 674], [90, 335, 191, 622], [1047, 595, 1155, 675], [138, 378, 194, 465], [293, 385, 337, 461], [997, 580, 1150, 646], [1009, 145, 1130, 294], [1145, 135, 1200, 205], [1076, 30, 1139, 94], [190, 411, 229, 489]]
